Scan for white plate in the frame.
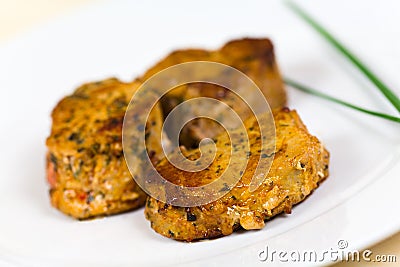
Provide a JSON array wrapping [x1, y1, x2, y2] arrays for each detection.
[[0, 0, 399, 266]]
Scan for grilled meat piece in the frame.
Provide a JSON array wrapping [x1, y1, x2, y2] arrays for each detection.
[[46, 38, 287, 220], [46, 78, 164, 219], [145, 108, 329, 241], [140, 38, 286, 148]]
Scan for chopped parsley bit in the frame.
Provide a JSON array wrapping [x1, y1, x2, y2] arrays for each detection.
[[49, 153, 58, 168], [261, 152, 275, 158], [168, 230, 175, 237], [186, 212, 197, 222], [219, 183, 231, 192], [86, 194, 94, 204], [146, 199, 152, 208], [136, 124, 145, 131]]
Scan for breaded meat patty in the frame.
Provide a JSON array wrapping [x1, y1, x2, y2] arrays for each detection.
[[46, 78, 164, 219]]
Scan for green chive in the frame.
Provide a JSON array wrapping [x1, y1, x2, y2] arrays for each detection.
[[284, 77, 400, 123], [286, 1, 400, 113]]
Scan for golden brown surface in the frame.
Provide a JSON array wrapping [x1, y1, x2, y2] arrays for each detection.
[[140, 38, 287, 148], [46, 38, 288, 219], [46, 78, 164, 219], [145, 108, 329, 241]]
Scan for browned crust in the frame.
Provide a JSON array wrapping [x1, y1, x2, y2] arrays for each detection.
[[140, 38, 287, 148], [46, 78, 163, 219], [46, 38, 289, 220], [145, 108, 329, 241]]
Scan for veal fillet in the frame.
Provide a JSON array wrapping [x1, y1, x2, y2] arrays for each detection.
[[140, 38, 286, 148], [46, 78, 164, 219], [145, 108, 329, 241]]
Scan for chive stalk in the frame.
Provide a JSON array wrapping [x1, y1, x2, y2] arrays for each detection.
[[284, 77, 400, 123], [286, 1, 400, 113]]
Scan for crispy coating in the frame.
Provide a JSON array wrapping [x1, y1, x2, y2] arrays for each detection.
[[46, 78, 164, 219], [145, 109, 329, 241], [46, 38, 287, 219], [140, 38, 286, 148]]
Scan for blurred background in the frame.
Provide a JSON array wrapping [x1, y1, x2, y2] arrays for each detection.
[[0, 1, 399, 266], [0, 0, 93, 41]]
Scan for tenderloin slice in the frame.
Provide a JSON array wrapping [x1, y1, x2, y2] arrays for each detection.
[[46, 78, 164, 219], [140, 38, 286, 148], [145, 108, 329, 241]]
